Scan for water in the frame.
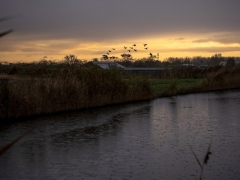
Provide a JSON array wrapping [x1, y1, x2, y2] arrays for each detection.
[[1, 90, 240, 180]]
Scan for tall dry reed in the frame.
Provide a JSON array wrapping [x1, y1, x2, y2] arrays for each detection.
[[0, 66, 152, 120]]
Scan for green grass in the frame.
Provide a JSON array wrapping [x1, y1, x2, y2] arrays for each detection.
[[148, 78, 203, 95]]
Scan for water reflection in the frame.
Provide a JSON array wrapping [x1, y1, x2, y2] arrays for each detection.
[[0, 90, 240, 179]]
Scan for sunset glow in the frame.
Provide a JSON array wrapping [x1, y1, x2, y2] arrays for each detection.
[[1, 1, 240, 62], [1, 32, 239, 62]]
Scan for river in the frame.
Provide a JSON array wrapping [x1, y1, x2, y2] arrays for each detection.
[[0, 90, 240, 179]]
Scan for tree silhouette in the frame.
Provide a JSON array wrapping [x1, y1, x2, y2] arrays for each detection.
[[226, 57, 236, 67], [121, 53, 132, 61]]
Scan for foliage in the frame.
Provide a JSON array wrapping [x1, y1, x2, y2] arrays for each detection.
[[120, 53, 132, 61], [0, 61, 153, 119], [116, 54, 239, 67], [226, 57, 236, 67], [1, 53, 240, 120]]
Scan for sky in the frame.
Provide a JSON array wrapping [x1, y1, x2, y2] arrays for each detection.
[[1, 0, 240, 62]]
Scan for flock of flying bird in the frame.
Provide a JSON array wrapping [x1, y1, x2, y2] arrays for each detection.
[[102, 44, 154, 60]]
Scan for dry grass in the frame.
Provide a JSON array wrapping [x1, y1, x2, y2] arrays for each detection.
[[0, 64, 152, 119], [1, 62, 240, 120]]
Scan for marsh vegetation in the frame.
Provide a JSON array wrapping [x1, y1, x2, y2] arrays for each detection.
[[0, 55, 240, 120]]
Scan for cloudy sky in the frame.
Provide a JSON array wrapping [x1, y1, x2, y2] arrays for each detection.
[[1, 0, 240, 62]]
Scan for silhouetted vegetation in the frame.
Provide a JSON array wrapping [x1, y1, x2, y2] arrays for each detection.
[[116, 53, 239, 68], [1, 53, 240, 120], [0, 58, 152, 119], [190, 141, 212, 180]]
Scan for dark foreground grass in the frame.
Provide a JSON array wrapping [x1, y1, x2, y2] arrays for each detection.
[[0, 66, 152, 120]]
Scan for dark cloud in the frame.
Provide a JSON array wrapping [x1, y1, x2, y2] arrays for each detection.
[[164, 46, 240, 53], [1, 0, 240, 42], [1, 0, 240, 62], [193, 32, 240, 44]]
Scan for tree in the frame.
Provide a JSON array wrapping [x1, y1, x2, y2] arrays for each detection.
[[63, 55, 82, 65], [226, 57, 236, 67], [121, 53, 132, 61], [209, 53, 223, 66]]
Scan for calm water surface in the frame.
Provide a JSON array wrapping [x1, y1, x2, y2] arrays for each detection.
[[1, 90, 240, 180]]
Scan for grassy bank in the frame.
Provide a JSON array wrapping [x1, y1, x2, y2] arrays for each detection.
[[149, 66, 240, 97], [0, 62, 240, 120]]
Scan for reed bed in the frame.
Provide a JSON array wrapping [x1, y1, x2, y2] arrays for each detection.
[[0, 64, 152, 120], [1, 61, 240, 120]]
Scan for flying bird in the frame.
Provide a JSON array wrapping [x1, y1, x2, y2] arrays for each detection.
[[134, 49, 137, 51], [143, 44, 148, 46], [145, 47, 148, 50], [108, 50, 111, 52], [128, 50, 131, 52], [132, 44, 136, 46], [102, 55, 108, 60]]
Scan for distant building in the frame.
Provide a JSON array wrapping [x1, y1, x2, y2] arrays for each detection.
[[219, 61, 227, 66], [93, 61, 125, 69], [93, 61, 167, 74], [125, 67, 166, 74], [181, 63, 195, 67], [235, 59, 240, 65]]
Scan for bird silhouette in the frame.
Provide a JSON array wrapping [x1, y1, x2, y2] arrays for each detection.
[[134, 49, 137, 51], [149, 53, 153, 56], [143, 44, 147, 46], [145, 47, 148, 49], [124, 46, 127, 49], [102, 55, 108, 60], [128, 50, 131, 52], [112, 48, 115, 50], [132, 44, 136, 46], [107, 52, 109, 55], [108, 50, 111, 52]]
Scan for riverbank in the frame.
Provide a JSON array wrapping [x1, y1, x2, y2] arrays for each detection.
[[150, 66, 240, 97], [1, 64, 240, 120]]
